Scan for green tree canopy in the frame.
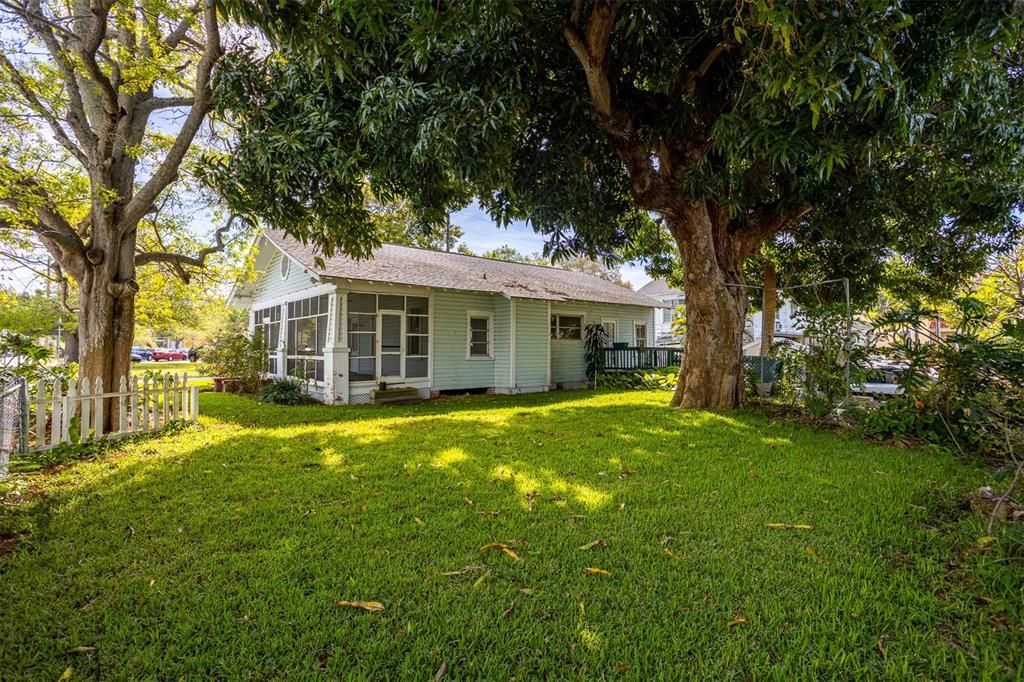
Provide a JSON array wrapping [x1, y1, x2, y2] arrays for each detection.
[[211, 0, 1024, 408]]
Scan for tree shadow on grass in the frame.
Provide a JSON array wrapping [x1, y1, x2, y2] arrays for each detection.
[[0, 391, 999, 679]]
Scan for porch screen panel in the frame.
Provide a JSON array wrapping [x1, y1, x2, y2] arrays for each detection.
[[405, 296, 429, 378], [348, 293, 376, 381], [286, 294, 328, 382], [254, 305, 281, 374]]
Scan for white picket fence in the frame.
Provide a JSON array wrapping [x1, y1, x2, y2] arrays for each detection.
[[29, 373, 199, 452]]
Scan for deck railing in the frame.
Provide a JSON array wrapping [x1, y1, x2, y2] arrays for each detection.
[[602, 346, 682, 371]]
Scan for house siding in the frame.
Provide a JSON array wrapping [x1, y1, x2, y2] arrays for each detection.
[[431, 290, 500, 391], [550, 301, 656, 386], [514, 298, 548, 390], [255, 250, 317, 301]]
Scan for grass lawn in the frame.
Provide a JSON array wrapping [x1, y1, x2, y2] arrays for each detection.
[[1, 390, 1020, 679], [130, 359, 204, 377]]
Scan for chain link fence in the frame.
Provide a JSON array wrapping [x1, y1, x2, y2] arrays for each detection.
[[0, 377, 28, 478]]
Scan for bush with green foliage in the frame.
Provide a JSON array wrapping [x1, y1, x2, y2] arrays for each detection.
[[202, 331, 268, 394], [858, 297, 1024, 462], [583, 323, 609, 380], [0, 334, 77, 387], [598, 367, 679, 391], [259, 378, 317, 405], [770, 307, 869, 419]]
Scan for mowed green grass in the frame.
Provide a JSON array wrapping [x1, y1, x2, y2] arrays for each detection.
[[1, 390, 1020, 679], [130, 359, 203, 377]]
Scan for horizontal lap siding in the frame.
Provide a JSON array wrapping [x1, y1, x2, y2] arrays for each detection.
[[432, 290, 500, 391], [550, 301, 656, 385], [514, 298, 548, 388], [255, 250, 317, 301], [494, 298, 511, 390]]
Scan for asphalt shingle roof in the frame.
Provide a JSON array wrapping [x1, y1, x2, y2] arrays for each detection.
[[265, 230, 661, 308], [637, 279, 682, 297]]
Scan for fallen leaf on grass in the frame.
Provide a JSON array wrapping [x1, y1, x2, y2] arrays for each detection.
[[472, 570, 492, 589], [66, 646, 97, 654], [525, 491, 538, 511], [663, 548, 682, 560], [335, 600, 385, 612], [765, 523, 814, 530], [475, 510, 500, 517], [414, 517, 425, 526], [480, 543, 521, 560], [518, 587, 534, 595], [578, 538, 607, 551], [583, 567, 611, 576], [727, 616, 747, 627], [501, 601, 515, 619], [58, 668, 74, 681], [463, 496, 474, 506], [434, 661, 447, 680], [976, 535, 997, 548]]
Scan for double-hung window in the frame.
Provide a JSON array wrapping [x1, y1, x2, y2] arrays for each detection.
[[286, 294, 329, 382], [467, 312, 492, 359], [254, 305, 281, 374], [550, 314, 583, 340]]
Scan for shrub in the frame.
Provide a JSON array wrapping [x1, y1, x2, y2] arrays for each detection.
[[858, 297, 1024, 462], [259, 378, 317, 405], [202, 331, 268, 394], [583, 323, 609, 380], [597, 367, 678, 391]]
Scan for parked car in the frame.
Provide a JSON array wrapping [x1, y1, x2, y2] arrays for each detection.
[[188, 347, 201, 362], [131, 346, 153, 361], [130, 350, 143, 362], [150, 348, 188, 361]]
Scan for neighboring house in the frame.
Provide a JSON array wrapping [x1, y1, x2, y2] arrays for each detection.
[[637, 278, 807, 352], [636, 279, 685, 346], [228, 230, 661, 404]]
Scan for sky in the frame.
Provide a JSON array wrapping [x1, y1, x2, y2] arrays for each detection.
[[451, 203, 653, 290]]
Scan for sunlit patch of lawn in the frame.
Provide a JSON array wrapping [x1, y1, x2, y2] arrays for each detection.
[[1, 390, 1020, 679]]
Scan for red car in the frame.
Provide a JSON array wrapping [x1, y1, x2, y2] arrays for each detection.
[[150, 348, 188, 361]]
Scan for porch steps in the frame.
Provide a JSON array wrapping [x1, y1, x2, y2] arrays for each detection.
[[371, 387, 423, 405]]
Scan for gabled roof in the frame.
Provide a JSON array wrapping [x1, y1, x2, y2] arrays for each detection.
[[260, 229, 661, 308], [637, 279, 683, 298]]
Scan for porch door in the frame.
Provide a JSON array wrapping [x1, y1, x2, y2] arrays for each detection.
[[378, 312, 404, 380]]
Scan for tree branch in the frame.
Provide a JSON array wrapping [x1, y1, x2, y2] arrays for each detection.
[[134, 215, 239, 279], [119, 0, 221, 234], [0, 51, 89, 166]]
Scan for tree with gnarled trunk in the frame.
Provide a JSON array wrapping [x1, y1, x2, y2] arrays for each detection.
[[0, 0, 232, 404], [212, 0, 1024, 409]]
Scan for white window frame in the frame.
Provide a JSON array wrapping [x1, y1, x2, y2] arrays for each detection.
[[634, 322, 648, 348], [466, 310, 494, 360], [601, 319, 618, 346], [550, 313, 585, 341]]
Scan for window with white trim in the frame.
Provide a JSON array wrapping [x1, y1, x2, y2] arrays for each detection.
[[467, 313, 492, 358], [550, 314, 583, 340], [286, 294, 329, 382], [634, 323, 648, 348], [254, 305, 281, 375]]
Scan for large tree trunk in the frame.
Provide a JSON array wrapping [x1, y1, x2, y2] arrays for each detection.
[[77, 224, 137, 428], [669, 205, 750, 409], [760, 262, 777, 356]]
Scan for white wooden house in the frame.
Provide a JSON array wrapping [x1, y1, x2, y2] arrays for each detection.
[[228, 231, 663, 404]]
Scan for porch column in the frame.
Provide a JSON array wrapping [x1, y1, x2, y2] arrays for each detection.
[[326, 290, 350, 404], [276, 302, 287, 379]]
